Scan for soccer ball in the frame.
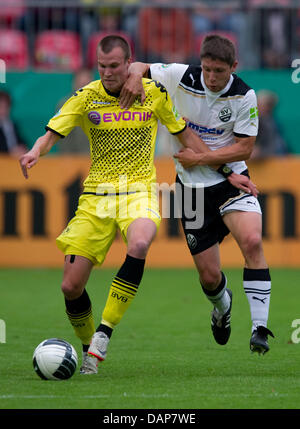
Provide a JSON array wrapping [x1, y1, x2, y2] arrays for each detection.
[[33, 338, 78, 380]]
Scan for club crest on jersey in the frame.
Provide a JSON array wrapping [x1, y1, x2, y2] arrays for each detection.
[[88, 111, 101, 125], [218, 107, 232, 122]]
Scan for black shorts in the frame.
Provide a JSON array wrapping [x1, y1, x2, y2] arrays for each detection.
[[176, 172, 250, 255]]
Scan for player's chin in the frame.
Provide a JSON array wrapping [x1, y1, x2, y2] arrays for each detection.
[[103, 81, 114, 89], [104, 81, 120, 92]]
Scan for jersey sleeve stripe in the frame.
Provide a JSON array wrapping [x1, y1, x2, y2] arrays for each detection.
[[45, 126, 65, 138], [170, 123, 187, 135], [233, 132, 251, 138]]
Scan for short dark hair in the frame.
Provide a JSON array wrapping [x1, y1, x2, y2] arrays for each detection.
[[200, 34, 236, 67], [98, 35, 131, 61]]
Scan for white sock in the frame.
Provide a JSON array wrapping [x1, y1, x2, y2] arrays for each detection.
[[202, 272, 231, 316], [243, 268, 271, 332]]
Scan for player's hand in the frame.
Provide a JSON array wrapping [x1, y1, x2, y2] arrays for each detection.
[[119, 73, 146, 109], [19, 149, 39, 179], [227, 173, 259, 197], [173, 148, 201, 168]]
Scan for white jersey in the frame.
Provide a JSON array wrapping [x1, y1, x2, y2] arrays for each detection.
[[150, 63, 259, 187]]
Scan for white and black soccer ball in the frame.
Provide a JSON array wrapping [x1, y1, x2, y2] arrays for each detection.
[[33, 338, 78, 380]]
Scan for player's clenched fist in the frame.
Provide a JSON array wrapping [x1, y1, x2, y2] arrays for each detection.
[[19, 131, 59, 179], [19, 149, 40, 179]]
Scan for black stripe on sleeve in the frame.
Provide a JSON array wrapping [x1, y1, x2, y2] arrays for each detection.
[[171, 123, 187, 135], [234, 132, 252, 138], [45, 126, 65, 138]]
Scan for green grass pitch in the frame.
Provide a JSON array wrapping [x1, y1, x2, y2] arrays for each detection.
[[0, 267, 299, 410]]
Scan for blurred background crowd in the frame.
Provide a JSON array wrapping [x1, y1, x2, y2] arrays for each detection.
[[0, 0, 298, 157]]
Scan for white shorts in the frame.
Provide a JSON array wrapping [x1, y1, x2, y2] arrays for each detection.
[[219, 193, 262, 216]]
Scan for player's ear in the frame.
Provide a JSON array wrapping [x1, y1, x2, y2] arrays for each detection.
[[231, 60, 238, 73]]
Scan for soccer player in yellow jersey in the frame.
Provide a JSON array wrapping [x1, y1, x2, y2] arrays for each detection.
[[20, 35, 257, 375]]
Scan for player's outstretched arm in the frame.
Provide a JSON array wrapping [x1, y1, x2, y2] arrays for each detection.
[[120, 62, 150, 109], [19, 130, 59, 179]]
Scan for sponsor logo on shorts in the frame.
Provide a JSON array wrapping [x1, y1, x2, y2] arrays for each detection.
[[88, 111, 101, 125], [218, 107, 232, 122], [186, 233, 197, 250]]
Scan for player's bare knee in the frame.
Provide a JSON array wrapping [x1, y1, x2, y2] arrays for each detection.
[[61, 279, 83, 300], [242, 232, 263, 258], [199, 269, 221, 290], [127, 239, 151, 259]]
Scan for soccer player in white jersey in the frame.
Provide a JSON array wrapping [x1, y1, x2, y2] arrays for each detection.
[[120, 34, 274, 354], [19, 35, 256, 375]]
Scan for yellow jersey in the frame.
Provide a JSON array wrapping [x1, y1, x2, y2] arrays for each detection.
[[47, 78, 186, 193]]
